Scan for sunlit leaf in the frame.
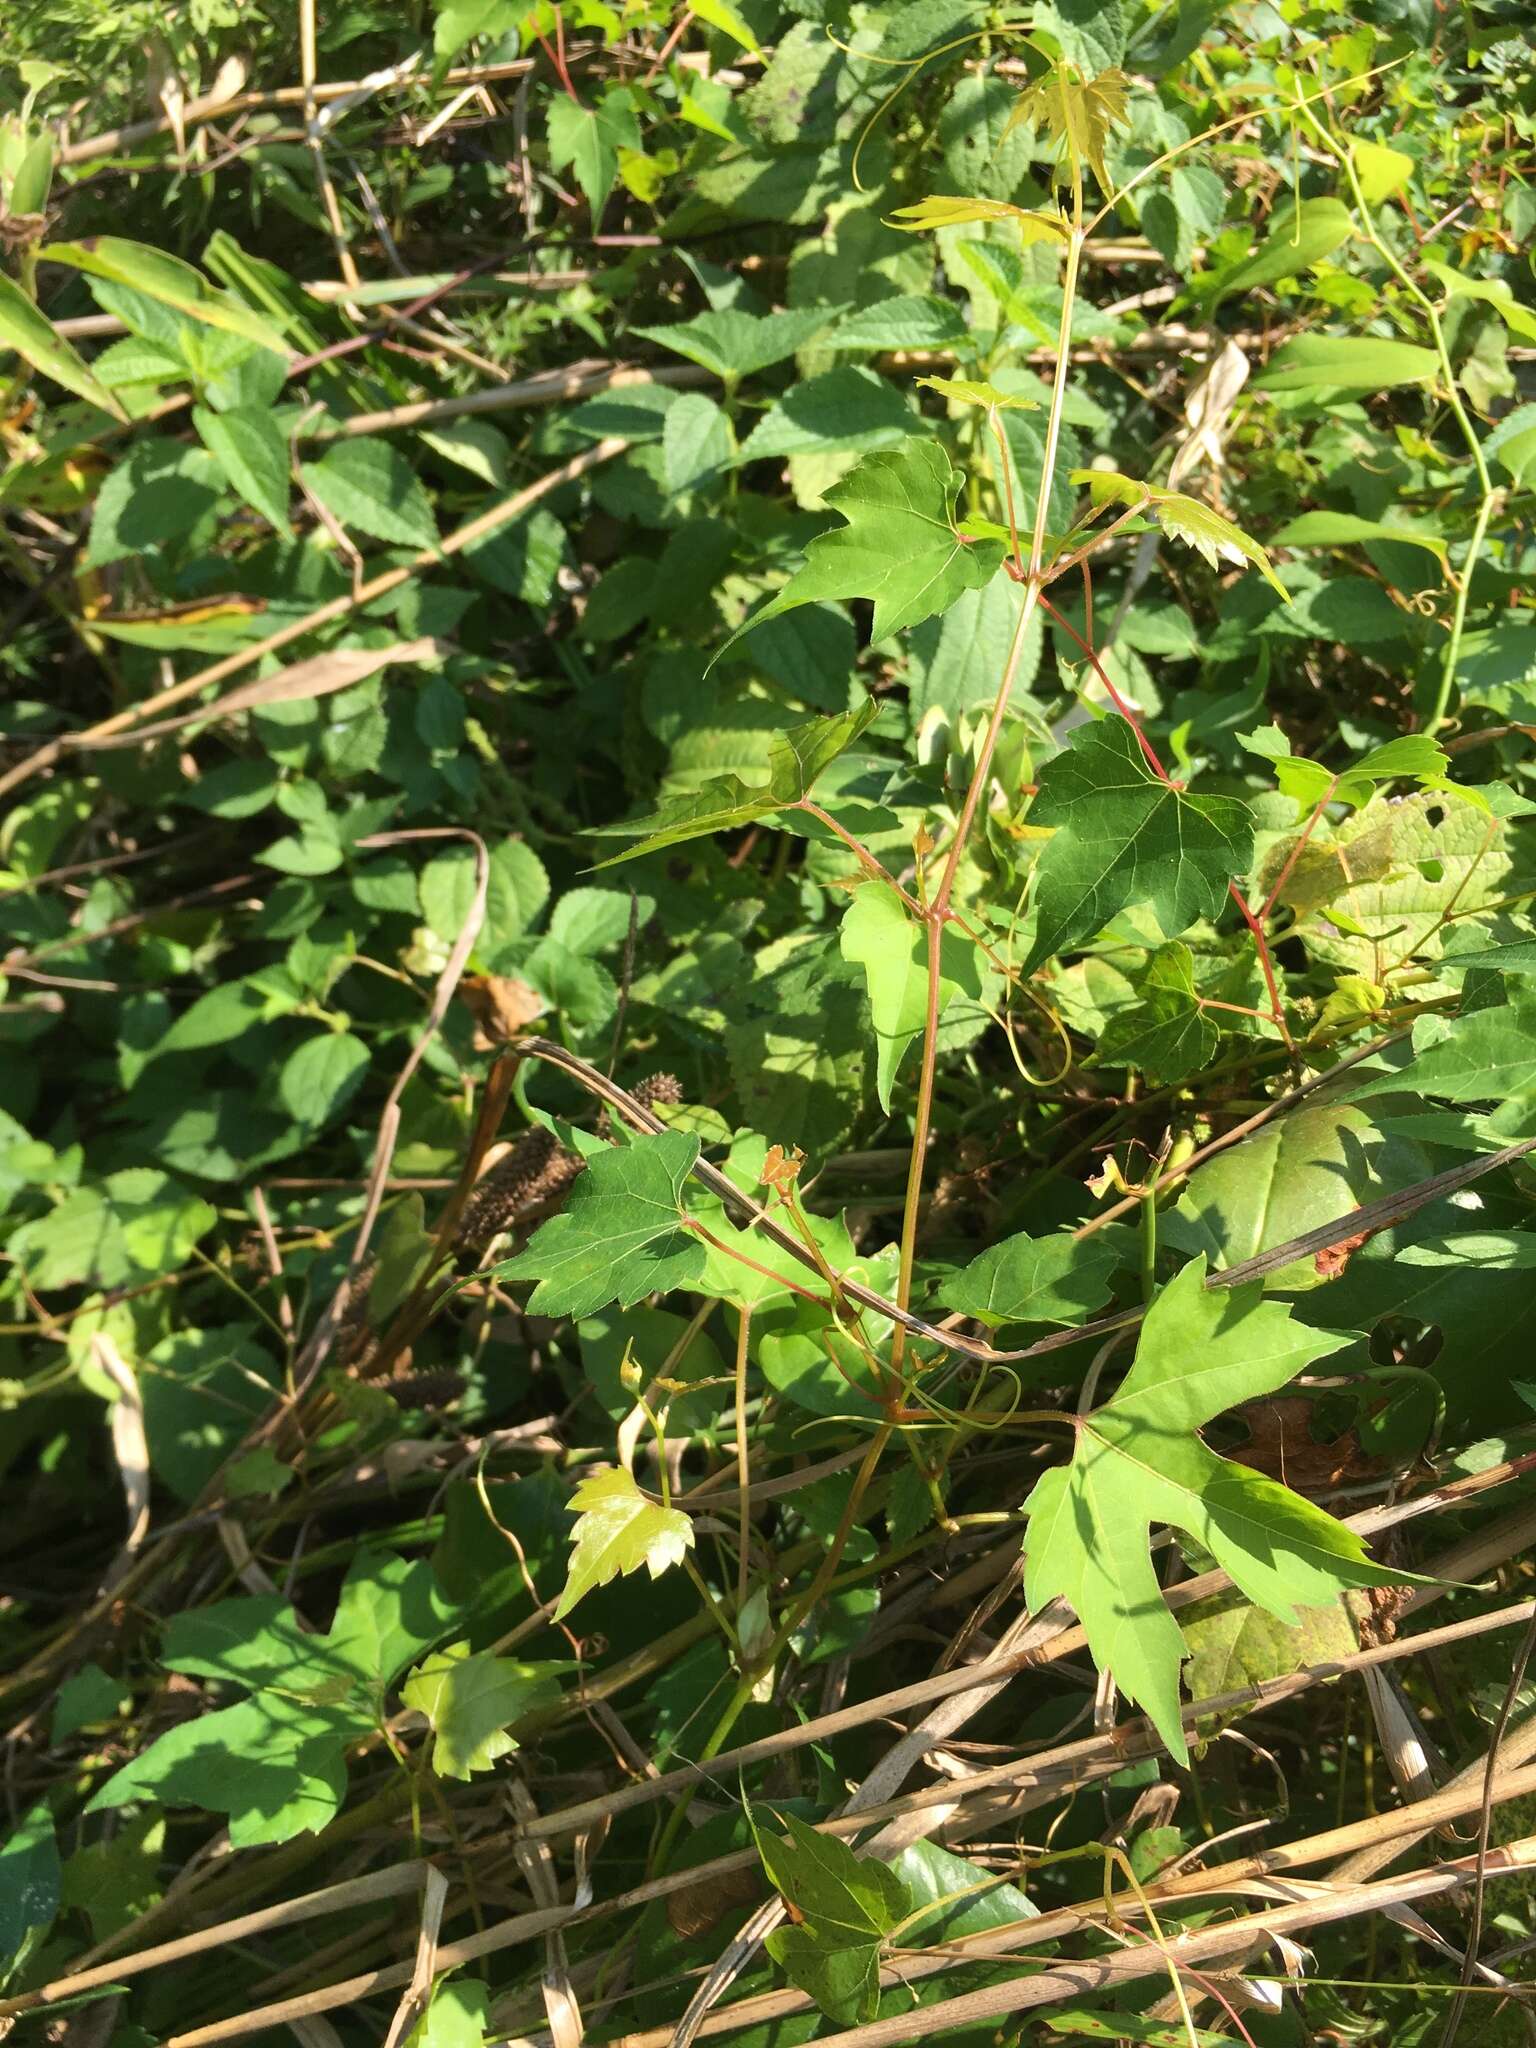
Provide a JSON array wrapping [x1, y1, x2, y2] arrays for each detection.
[[555, 1467, 695, 1619]]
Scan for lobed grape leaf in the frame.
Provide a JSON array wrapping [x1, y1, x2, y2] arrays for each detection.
[[1022, 1258, 1398, 1761], [494, 1129, 706, 1318], [713, 440, 1006, 660], [1021, 718, 1253, 973], [555, 1467, 695, 1619]]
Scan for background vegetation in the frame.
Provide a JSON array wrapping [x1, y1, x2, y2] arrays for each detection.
[[2, 2, 1536, 2045]]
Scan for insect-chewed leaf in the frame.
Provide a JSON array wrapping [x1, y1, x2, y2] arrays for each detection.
[[492, 1129, 705, 1316], [554, 1467, 694, 1619], [1022, 1258, 1399, 1761], [886, 195, 1070, 242], [1002, 63, 1130, 196], [711, 440, 1006, 658]]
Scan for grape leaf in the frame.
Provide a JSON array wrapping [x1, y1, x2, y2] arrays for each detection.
[[1072, 469, 1288, 598], [887, 195, 1069, 240], [401, 1644, 564, 1779], [1021, 719, 1253, 972], [555, 1467, 695, 1619], [494, 1129, 705, 1317], [547, 87, 640, 218], [839, 883, 983, 1111], [714, 440, 1006, 661], [940, 1230, 1122, 1329], [1002, 63, 1130, 195], [1022, 1257, 1397, 1761], [590, 698, 879, 865], [1095, 943, 1221, 1083], [754, 1809, 911, 2026]]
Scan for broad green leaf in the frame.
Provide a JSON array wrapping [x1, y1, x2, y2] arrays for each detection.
[[494, 1129, 705, 1316], [715, 441, 1006, 659], [193, 403, 291, 529], [889, 1839, 1038, 1942], [547, 87, 640, 218], [276, 1031, 370, 1132], [886, 194, 1069, 239], [1095, 942, 1222, 1083], [1021, 718, 1253, 973], [401, 1643, 564, 1778], [407, 1980, 491, 2048], [0, 1802, 60, 1956], [0, 270, 127, 417], [302, 438, 439, 550], [738, 366, 912, 463], [828, 295, 971, 353], [940, 1229, 1122, 1329], [1255, 335, 1441, 393], [1023, 1257, 1393, 1760], [1209, 196, 1354, 303], [1002, 62, 1130, 195], [87, 1693, 367, 1847], [663, 391, 733, 494], [58, 1811, 164, 1942], [84, 435, 222, 569], [1270, 509, 1448, 565], [554, 1466, 694, 1619], [1484, 404, 1536, 488], [1161, 1101, 1418, 1293], [633, 305, 843, 381], [433, 0, 520, 68], [1423, 261, 1536, 342], [591, 699, 879, 864], [45, 239, 290, 357], [1072, 470, 1288, 598], [838, 882, 982, 1111], [51, 1664, 127, 1743]]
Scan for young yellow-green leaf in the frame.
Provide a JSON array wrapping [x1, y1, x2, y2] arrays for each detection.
[[44, 239, 290, 358], [940, 1229, 1122, 1329], [839, 883, 982, 1111], [713, 440, 1005, 661], [1021, 718, 1253, 973], [493, 1128, 705, 1317], [690, 0, 762, 54], [916, 374, 1040, 412], [0, 270, 127, 418], [886, 194, 1069, 241], [590, 699, 879, 865], [401, 1644, 563, 1779], [555, 1467, 694, 1620], [1269, 509, 1448, 565], [1023, 1257, 1397, 1761], [1001, 63, 1130, 196], [1071, 470, 1288, 598], [1351, 139, 1416, 204]]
